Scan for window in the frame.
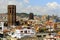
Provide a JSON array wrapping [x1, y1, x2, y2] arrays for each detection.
[[0, 34, 3, 38], [12, 32, 14, 35], [12, 9, 14, 13], [54, 39, 56, 40], [24, 30, 27, 33], [28, 31, 30, 33], [10, 9, 11, 13], [8, 8, 11, 13], [21, 31, 23, 33], [0, 27, 2, 29], [13, 7, 14, 9], [27, 27, 30, 29], [43, 35, 46, 37], [37, 35, 42, 37]]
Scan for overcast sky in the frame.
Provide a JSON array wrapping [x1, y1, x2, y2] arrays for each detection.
[[0, 0, 60, 16]]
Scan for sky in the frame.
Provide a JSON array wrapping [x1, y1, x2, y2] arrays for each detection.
[[0, 0, 60, 16]]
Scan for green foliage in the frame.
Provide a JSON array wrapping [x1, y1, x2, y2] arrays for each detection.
[[0, 38, 3, 40], [38, 27, 47, 33], [16, 13, 29, 17]]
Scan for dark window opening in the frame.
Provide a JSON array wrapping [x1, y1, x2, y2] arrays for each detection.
[[37, 35, 42, 37], [24, 30, 27, 33], [25, 21, 27, 24], [10, 10, 11, 13], [12, 32, 14, 35], [54, 39, 56, 40], [43, 35, 46, 37], [27, 27, 30, 29], [4, 22, 8, 27], [0, 27, 2, 29], [27, 24, 31, 26], [0, 34, 3, 38], [21, 31, 23, 33], [12, 9, 14, 14], [15, 21, 20, 26]]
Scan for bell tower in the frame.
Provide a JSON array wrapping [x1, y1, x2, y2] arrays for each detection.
[[8, 5, 16, 26]]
